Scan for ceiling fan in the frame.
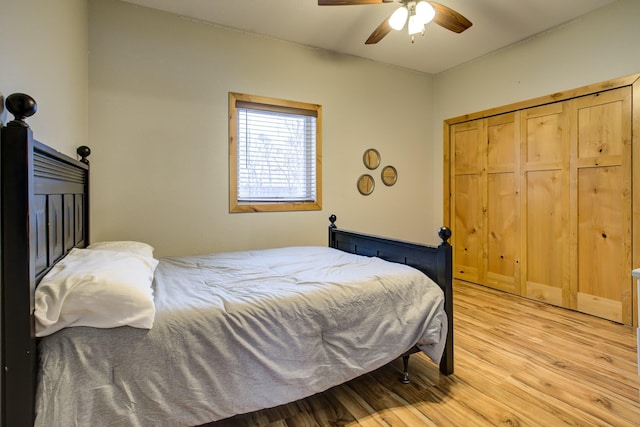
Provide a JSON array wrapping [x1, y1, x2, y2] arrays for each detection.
[[318, 0, 472, 44]]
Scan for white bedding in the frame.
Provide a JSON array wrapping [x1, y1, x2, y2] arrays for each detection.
[[35, 246, 447, 427]]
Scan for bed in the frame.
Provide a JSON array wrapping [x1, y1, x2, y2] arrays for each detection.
[[1, 93, 453, 426]]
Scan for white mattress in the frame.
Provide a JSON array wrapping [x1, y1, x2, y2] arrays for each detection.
[[35, 246, 447, 426]]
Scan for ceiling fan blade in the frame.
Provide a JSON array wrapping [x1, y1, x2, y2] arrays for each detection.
[[429, 1, 472, 33], [365, 16, 393, 44], [318, 0, 387, 5]]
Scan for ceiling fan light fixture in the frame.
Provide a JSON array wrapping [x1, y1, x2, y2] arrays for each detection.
[[388, 6, 408, 31], [415, 1, 435, 24], [407, 14, 424, 35]]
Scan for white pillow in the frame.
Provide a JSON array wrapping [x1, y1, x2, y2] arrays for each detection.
[[87, 240, 155, 258], [34, 248, 159, 337]]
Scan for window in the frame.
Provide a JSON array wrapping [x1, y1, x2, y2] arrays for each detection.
[[229, 92, 322, 213]]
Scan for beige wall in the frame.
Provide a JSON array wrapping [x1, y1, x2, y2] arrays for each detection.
[[88, 0, 437, 256], [0, 0, 88, 156], [432, 0, 640, 223]]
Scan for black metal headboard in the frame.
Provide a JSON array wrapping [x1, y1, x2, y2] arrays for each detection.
[[1, 93, 91, 427]]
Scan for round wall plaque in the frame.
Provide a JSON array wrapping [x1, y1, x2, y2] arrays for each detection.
[[357, 174, 375, 195], [381, 165, 398, 186], [363, 148, 381, 170]]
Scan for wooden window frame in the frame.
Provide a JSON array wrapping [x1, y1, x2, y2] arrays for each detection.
[[229, 92, 322, 213]]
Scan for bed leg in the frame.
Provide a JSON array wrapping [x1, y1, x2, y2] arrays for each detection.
[[400, 354, 411, 384]]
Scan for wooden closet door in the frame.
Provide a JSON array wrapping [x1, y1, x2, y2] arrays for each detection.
[[485, 113, 520, 293], [445, 76, 637, 325], [521, 103, 570, 307], [570, 87, 632, 324], [451, 120, 484, 284]]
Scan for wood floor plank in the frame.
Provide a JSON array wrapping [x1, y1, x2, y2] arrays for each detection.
[[512, 366, 640, 425], [336, 384, 393, 427], [349, 374, 438, 426], [204, 281, 640, 427]]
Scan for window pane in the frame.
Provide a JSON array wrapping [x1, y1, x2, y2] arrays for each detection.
[[237, 108, 316, 202]]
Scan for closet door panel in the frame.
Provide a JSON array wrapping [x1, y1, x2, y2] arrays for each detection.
[[487, 172, 518, 293], [577, 166, 626, 322], [487, 114, 517, 171], [453, 174, 483, 283], [453, 122, 482, 174], [525, 105, 565, 168], [577, 93, 625, 159], [524, 170, 564, 306]]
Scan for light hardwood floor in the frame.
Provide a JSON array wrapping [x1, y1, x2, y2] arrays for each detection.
[[207, 281, 640, 426]]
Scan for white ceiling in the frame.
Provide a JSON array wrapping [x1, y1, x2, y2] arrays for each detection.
[[122, 0, 618, 75]]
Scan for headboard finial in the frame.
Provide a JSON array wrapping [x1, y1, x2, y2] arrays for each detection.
[[329, 214, 337, 228], [77, 146, 91, 164], [5, 93, 37, 128], [438, 226, 452, 246]]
